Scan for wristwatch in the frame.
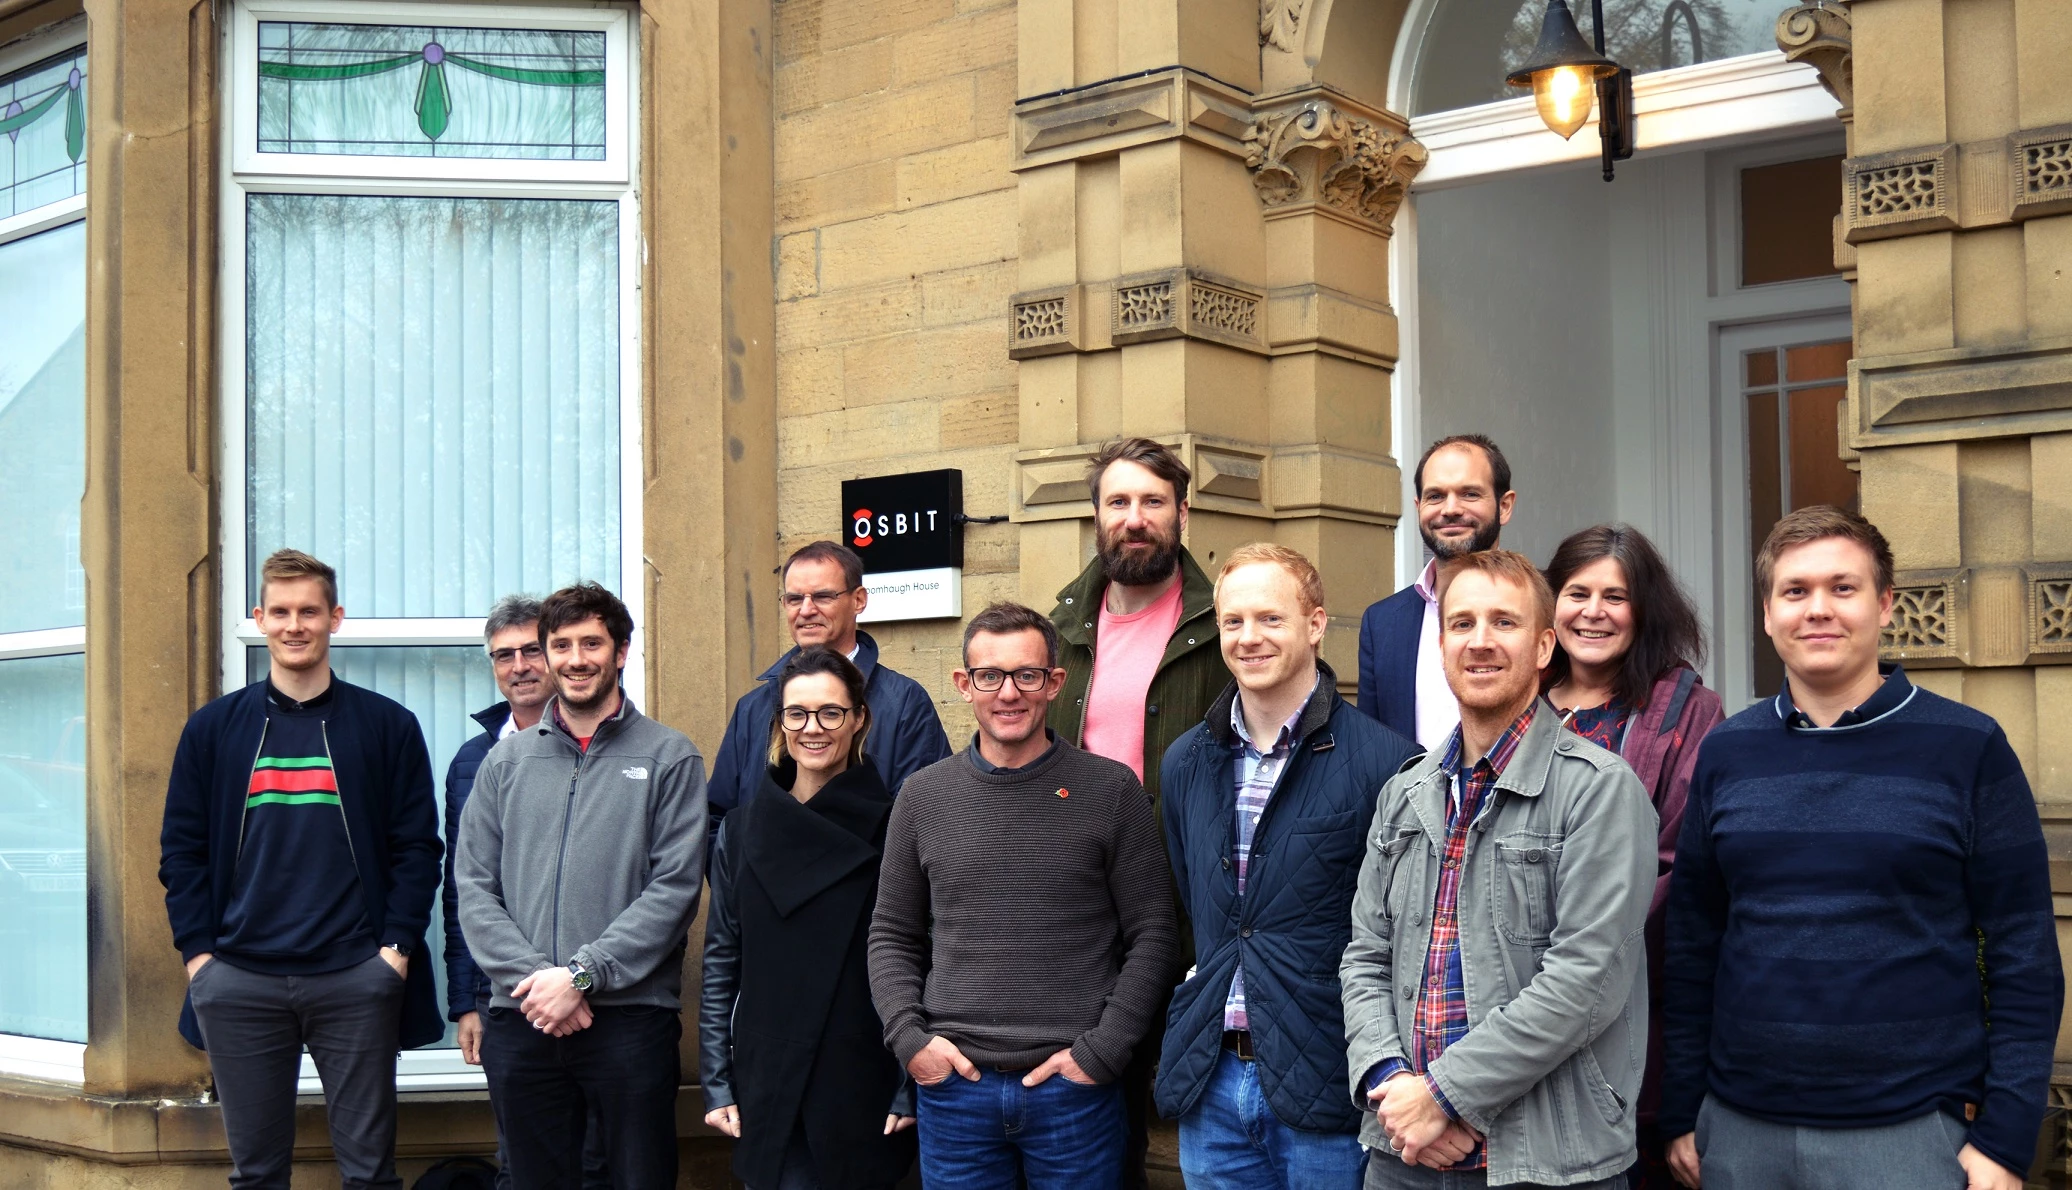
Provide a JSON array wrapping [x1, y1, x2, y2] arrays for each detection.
[[567, 958, 595, 994], [383, 940, 412, 958]]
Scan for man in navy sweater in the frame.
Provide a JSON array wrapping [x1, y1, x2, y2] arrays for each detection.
[[1661, 507, 2061, 1190], [160, 550, 443, 1190]]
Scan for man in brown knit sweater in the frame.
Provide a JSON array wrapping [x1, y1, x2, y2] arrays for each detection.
[[868, 601, 1178, 1190]]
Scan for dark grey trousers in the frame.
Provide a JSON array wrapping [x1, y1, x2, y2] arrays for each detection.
[[188, 953, 406, 1190], [1694, 1095, 1970, 1190], [1364, 1151, 1627, 1189]]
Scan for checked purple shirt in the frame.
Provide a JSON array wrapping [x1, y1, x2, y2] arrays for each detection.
[[1370, 703, 1537, 1171], [1223, 681, 1315, 1030]]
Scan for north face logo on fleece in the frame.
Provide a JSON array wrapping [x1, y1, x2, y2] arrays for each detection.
[[623, 766, 649, 780]]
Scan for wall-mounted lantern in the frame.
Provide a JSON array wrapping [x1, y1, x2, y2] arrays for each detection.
[[1505, 0, 1636, 181]]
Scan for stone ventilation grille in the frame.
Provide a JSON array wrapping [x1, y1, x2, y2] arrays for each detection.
[[1190, 284, 1258, 337], [1014, 297, 1069, 344], [1115, 281, 1175, 329], [1881, 585, 1950, 650], [2024, 141, 2072, 200], [1855, 161, 1939, 218], [2038, 580, 2072, 646]]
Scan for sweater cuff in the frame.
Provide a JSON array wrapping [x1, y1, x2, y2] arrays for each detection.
[[177, 935, 216, 964], [1070, 1039, 1119, 1086], [888, 1022, 935, 1071]]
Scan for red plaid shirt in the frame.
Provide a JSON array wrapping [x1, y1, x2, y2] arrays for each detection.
[[1375, 703, 1536, 1170]]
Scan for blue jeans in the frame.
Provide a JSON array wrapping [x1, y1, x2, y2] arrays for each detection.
[[916, 1067, 1125, 1190], [1179, 1049, 1367, 1190]]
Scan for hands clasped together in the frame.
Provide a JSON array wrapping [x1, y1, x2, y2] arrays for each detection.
[[1369, 1071, 1481, 1169]]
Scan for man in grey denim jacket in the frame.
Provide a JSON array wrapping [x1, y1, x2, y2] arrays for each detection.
[[1340, 550, 1655, 1189]]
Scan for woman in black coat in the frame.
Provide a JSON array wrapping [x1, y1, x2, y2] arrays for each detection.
[[699, 647, 916, 1190]]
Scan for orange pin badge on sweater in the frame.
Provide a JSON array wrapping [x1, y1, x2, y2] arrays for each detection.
[[1055, 787, 1069, 799]]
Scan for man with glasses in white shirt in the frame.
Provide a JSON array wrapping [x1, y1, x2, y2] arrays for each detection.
[[706, 541, 951, 848]]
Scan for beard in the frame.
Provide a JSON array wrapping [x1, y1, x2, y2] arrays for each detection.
[[1097, 520, 1183, 588], [1420, 513, 1502, 560], [554, 669, 621, 714]]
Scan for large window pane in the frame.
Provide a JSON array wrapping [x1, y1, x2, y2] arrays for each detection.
[[1413, 0, 1782, 116], [249, 645, 498, 1047], [0, 221, 86, 635], [0, 654, 87, 1042], [257, 22, 605, 160], [245, 194, 620, 616], [0, 45, 87, 216]]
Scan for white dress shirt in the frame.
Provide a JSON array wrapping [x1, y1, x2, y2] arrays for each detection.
[[1412, 559, 1461, 751]]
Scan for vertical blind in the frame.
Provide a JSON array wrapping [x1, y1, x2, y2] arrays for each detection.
[[0, 221, 87, 635], [0, 654, 87, 1042], [244, 193, 621, 616]]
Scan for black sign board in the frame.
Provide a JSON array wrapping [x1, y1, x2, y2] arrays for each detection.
[[841, 469, 964, 573]]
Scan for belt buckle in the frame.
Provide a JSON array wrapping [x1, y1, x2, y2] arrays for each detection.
[[1225, 1030, 1255, 1061]]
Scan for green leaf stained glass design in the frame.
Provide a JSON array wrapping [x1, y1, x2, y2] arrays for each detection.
[[1, 45, 87, 217], [256, 22, 605, 160]]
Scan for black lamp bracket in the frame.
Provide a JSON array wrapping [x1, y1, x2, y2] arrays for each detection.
[[1587, 0, 1636, 182]]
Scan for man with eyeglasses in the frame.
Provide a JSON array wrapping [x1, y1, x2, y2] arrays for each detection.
[[869, 601, 1177, 1190], [706, 540, 950, 847], [440, 595, 610, 1190]]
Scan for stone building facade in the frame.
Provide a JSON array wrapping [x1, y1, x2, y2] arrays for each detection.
[[0, 0, 2066, 1184]]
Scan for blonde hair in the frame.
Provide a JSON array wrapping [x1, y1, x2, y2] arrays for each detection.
[[1216, 543, 1325, 614], [1442, 550, 1554, 632], [259, 549, 338, 609]]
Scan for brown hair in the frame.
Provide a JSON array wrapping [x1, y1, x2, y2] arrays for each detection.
[[1542, 524, 1706, 710], [1754, 505, 1894, 601], [766, 646, 873, 769], [961, 601, 1059, 668], [538, 581, 635, 651], [782, 540, 864, 591], [1442, 549, 1554, 632], [1216, 543, 1326, 614], [1086, 437, 1191, 506], [258, 549, 338, 609], [1413, 434, 1512, 497]]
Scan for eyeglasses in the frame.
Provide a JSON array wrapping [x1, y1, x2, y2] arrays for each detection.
[[489, 644, 545, 666], [782, 704, 856, 730], [782, 588, 858, 610], [967, 668, 1052, 693]]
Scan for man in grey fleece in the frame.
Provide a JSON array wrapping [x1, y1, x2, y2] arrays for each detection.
[[868, 601, 1177, 1190], [456, 582, 707, 1190]]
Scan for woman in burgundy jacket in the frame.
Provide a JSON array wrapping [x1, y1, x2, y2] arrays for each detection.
[[1542, 524, 1725, 1190]]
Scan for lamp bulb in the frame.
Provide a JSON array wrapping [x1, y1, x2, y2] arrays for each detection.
[[1533, 64, 1597, 140]]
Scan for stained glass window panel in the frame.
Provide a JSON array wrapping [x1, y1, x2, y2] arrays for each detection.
[[0, 45, 87, 217], [245, 194, 621, 617], [256, 22, 605, 160]]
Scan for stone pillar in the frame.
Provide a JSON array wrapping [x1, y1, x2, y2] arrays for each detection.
[[1007, 0, 1421, 678], [78, 0, 219, 1099], [1815, 0, 2072, 1170]]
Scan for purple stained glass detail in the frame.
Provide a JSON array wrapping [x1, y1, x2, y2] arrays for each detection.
[[67, 67, 80, 90], [421, 42, 445, 65], [3, 99, 17, 143]]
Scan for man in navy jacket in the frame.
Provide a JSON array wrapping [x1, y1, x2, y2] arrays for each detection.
[[1356, 435, 1515, 749], [159, 550, 442, 1190], [706, 541, 949, 845], [1158, 544, 1420, 1189]]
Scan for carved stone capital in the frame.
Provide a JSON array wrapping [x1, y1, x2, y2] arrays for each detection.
[[1243, 93, 1427, 235], [1776, 3, 1852, 115], [1260, 0, 1314, 53]]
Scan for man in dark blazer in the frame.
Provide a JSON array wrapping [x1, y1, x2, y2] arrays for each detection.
[[1356, 435, 1515, 749]]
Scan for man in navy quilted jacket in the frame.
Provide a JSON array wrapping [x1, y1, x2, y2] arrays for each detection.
[[1157, 544, 1420, 1190]]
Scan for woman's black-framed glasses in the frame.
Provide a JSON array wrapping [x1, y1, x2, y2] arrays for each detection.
[[781, 704, 856, 730], [968, 668, 1052, 692]]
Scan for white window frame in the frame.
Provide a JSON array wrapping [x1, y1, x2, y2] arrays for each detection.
[[0, 16, 90, 1085], [218, 0, 642, 1093]]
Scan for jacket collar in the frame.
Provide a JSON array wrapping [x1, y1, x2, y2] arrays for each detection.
[[1203, 660, 1341, 750], [1053, 548, 1216, 649], [741, 764, 892, 917], [755, 630, 882, 684], [471, 700, 513, 735], [1398, 696, 1564, 837]]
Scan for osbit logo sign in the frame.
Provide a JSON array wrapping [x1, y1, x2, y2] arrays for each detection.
[[850, 508, 944, 549], [838, 470, 964, 575]]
